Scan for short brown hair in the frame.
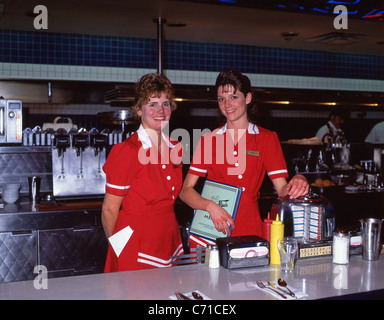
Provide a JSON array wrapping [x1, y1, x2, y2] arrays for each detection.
[[132, 73, 177, 119], [215, 69, 257, 125]]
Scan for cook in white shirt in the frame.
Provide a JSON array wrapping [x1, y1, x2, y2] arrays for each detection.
[[365, 121, 384, 144], [315, 110, 347, 140]]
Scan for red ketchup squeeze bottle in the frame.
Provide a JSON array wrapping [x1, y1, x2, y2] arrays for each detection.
[[262, 212, 273, 242]]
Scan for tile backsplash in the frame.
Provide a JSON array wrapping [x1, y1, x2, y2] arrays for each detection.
[[1, 29, 383, 134], [1, 29, 383, 81]]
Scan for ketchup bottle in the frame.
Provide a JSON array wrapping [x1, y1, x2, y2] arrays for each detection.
[[262, 212, 273, 242]]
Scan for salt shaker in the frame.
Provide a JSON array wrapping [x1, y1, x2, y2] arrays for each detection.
[[209, 245, 220, 269], [333, 230, 350, 264]]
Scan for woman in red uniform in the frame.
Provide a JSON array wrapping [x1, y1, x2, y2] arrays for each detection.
[[179, 69, 309, 247], [102, 73, 184, 271]]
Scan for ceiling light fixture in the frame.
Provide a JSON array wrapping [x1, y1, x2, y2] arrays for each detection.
[[280, 31, 299, 41], [321, 102, 337, 106], [307, 32, 371, 45], [166, 22, 187, 28], [362, 103, 379, 107], [263, 101, 291, 104]]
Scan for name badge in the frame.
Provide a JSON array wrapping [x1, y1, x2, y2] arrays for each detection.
[[246, 150, 260, 156]]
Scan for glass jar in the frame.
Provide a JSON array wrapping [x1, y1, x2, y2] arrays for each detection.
[[209, 245, 220, 269], [333, 230, 350, 264]]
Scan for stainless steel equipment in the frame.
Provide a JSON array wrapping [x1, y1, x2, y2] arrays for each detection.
[[97, 109, 137, 133], [360, 218, 384, 261], [52, 130, 107, 197], [0, 146, 52, 196], [271, 192, 335, 259], [28, 176, 41, 203], [321, 129, 351, 170], [0, 99, 22, 144]]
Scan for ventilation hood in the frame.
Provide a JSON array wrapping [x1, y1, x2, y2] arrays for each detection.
[[307, 32, 372, 46], [104, 84, 217, 107]]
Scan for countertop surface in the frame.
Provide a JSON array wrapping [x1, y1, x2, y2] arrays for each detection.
[[0, 196, 104, 232], [0, 196, 103, 214], [1, 253, 383, 300]]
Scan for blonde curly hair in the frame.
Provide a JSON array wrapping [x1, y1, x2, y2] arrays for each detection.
[[132, 73, 177, 120]]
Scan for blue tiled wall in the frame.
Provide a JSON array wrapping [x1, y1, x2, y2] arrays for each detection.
[[166, 40, 384, 80], [0, 30, 383, 80]]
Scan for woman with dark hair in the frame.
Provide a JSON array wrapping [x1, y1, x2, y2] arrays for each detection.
[[215, 68, 257, 126], [102, 73, 184, 271], [180, 69, 309, 246]]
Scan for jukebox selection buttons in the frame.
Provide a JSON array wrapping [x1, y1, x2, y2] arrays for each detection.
[[298, 244, 332, 258]]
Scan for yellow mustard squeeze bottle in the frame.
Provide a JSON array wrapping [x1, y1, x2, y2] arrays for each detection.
[[270, 214, 284, 265]]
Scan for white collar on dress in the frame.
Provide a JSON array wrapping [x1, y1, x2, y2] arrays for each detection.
[[216, 122, 259, 135], [137, 124, 174, 149]]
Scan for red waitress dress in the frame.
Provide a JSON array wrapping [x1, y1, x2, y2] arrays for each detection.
[[188, 123, 289, 248], [103, 125, 184, 271]]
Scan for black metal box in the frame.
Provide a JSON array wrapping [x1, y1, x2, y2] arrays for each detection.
[[216, 235, 270, 269]]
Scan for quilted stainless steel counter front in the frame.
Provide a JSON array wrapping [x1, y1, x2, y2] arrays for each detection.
[[0, 198, 107, 283]]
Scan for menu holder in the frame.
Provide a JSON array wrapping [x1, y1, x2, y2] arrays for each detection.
[[190, 179, 242, 242]]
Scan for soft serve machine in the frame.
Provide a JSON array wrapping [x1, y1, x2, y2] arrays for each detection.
[[52, 128, 107, 198]]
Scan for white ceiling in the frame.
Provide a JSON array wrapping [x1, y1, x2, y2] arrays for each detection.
[[1, 0, 384, 55]]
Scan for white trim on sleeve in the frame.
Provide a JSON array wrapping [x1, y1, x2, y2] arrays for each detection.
[[189, 166, 207, 174], [106, 182, 131, 190], [268, 169, 288, 176]]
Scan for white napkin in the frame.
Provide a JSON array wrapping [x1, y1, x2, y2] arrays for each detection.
[[108, 226, 134, 257], [254, 281, 308, 300]]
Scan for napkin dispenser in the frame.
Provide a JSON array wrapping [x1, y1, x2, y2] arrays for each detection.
[[216, 235, 269, 269]]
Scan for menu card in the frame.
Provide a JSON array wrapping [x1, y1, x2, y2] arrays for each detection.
[[190, 179, 242, 241]]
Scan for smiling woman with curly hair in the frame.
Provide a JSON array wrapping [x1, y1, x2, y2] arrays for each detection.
[[102, 72, 184, 272], [132, 73, 177, 120]]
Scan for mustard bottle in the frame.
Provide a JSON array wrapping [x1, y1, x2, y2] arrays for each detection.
[[270, 214, 284, 265]]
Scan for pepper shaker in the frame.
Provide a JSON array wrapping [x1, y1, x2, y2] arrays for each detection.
[[205, 244, 211, 266]]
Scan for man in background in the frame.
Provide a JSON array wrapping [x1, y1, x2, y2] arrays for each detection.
[[315, 110, 347, 140], [365, 121, 384, 144]]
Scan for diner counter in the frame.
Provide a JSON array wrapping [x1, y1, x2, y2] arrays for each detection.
[[0, 197, 108, 282], [0, 197, 104, 232], [1, 253, 383, 300]]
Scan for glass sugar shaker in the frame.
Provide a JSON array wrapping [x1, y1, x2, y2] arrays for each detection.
[[333, 230, 350, 264], [209, 245, 220, 269]]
